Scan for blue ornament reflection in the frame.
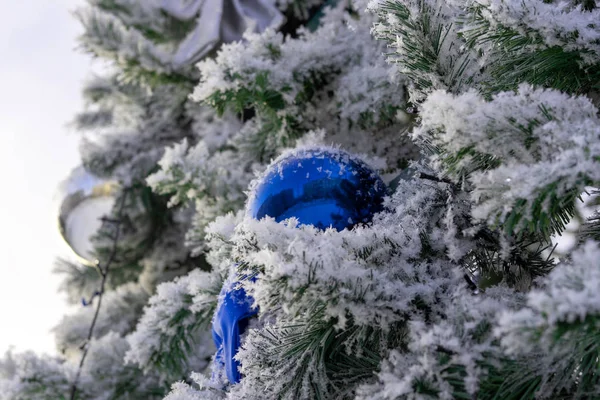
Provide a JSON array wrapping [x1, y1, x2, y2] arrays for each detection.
[[212, 147, 387, 385], [247, 147, 387, 231]]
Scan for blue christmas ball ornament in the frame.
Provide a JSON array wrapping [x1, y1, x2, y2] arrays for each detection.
[[247, 147, 387, 230], [212, 147, 387, 384], [212, 274, 258, 384]]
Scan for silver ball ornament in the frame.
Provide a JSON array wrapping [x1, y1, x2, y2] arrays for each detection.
[[56, 167, 118, 266]]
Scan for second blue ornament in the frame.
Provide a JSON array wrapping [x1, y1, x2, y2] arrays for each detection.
[[212, 147, 387, 384]]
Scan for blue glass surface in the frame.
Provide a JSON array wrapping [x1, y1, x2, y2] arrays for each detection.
[[247, 148, 387, 231], [213, 148, 387, 385], [212, 276, 258, 384]]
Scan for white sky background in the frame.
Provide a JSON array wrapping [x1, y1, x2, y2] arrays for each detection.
[[0, 0, 90, 355]]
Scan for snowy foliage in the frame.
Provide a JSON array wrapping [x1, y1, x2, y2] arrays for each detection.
[[76, 6, 174, 75], [368, 0, 483, 103], [126, 211, 242, 382], [187, 107, 242, 153], [80, 332, 166, 400], [356, 286, 525, 399], [76, 0, 286, 81], [370, 0, 600, 99], [0, 335, 165, 400], [135, 209, 197, 293], [147, 139, 254, 253], [54, 283, 149, 357], [79, 81, 194, 183], [191, 0, 411, 165], [0, 351, 77, 400], [495, 242, 600, 399], [163, 372, 225, 400], [218, 173, 470, 398], [202, 212, 244, 275], [125, 269, 221, 379], [232, 207, 459, 329], [415, 85, 600, 236], [498, 240, 600, 345], [464, 0, 600, 65], [147, 139, 250, 210]]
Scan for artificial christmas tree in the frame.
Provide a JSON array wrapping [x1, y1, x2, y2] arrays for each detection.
[[1, 0, 599, 399]]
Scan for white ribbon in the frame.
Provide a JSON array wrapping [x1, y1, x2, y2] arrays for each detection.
[[160, 0, 205, 20], [161, 0, 284, 68]]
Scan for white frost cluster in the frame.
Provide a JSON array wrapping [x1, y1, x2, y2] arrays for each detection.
[[233, 173, 466, 329], [488, 241, 600, 398], [469, 0, 600, 65], [192, 0, 405, 129], [0, 333, 166, 400], [497, 241, 600, 354], [203, 211, 245, 275], [147, 138, 251, 209], [356, 286, 524, 400], [336, 62, 404, 123], [188, 107, 243, 152], [368, 0, 482, 103], [81, 332, 164, 399], [192, 17, 358, 103], [125, 269, 222, 374], [147, 139, 210, 207], [163, 373, 225, 400], [77, 6, 173, 74], [0, 351, 77, 400], [147, 138, 253, 253], [236, 217, 458, 328], [54, 283, 149, 358], [79, 81, 192, 183], [416, 85, 600, 230]]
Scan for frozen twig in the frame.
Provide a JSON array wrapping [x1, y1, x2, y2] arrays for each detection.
[[69, 191, 128, 400]]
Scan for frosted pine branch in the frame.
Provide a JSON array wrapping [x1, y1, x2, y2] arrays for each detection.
[[415, 84, 600, 236]]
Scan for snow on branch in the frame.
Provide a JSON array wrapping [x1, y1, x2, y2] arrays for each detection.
[[416, 84, 600, 236], [356, 286, 524, 400], [494, 241, 600, 398], [0, 351, 78, 400], [232, 176, 464, 329], [190, 1, 406, 161], [468, 0, 600, 65], [497, 241, 600, 352], [147, 139, 251, 252], [163, 373, 225, 400], [54, 283, 149, 356], [125, 269, 221, 379], [76, 7, 172, 74], [368, 0, 482, 103]]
